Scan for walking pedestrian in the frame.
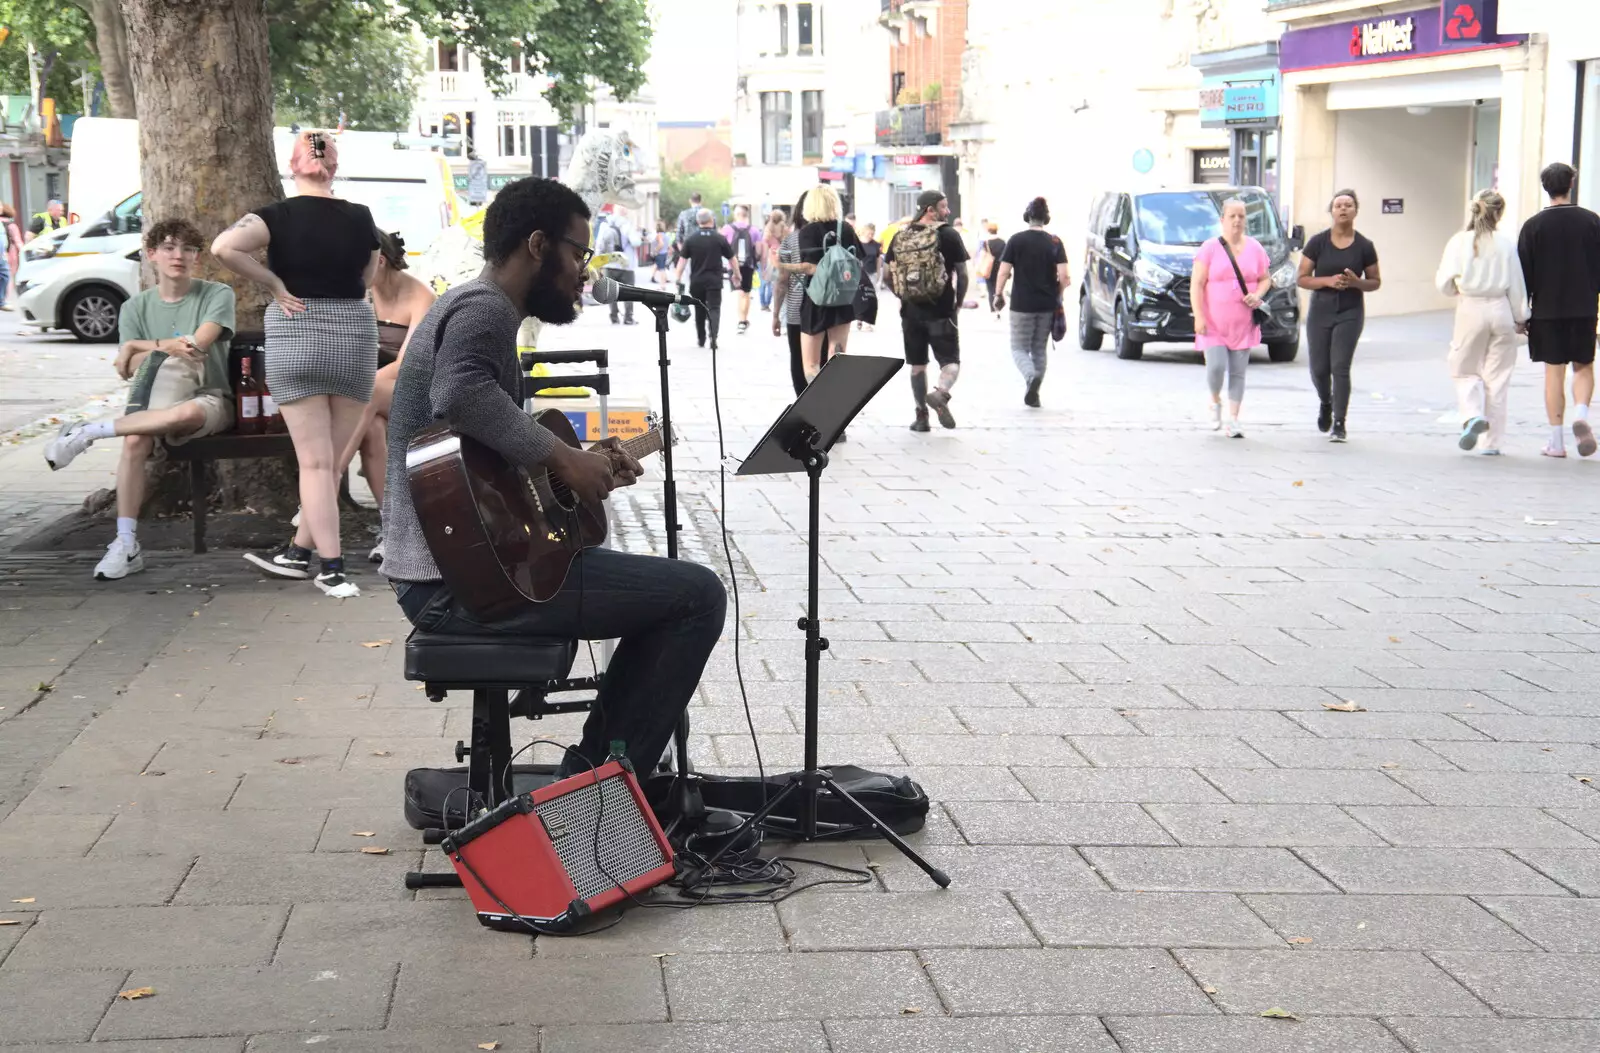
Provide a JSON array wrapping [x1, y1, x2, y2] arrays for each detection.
[[759, 208, 787, 311], [795, 185, 861, 381], [650, 221, 671, 284], [1517, 162, 1600, 458], [857, 222, 880, 331], [1297, 189, 1382, 443], [0, 205, 13, 310], [1191, 197, 1271, 437], [2, 205, 20, 308], [1436, 190, 1527, 456], [992, 197, 1070, 409], [674, 192, 703, 254], [722, 205, 762, 334], [212, 130, 381, 598], [978, 222, 1006, 315], [885, 189, 969, 431], [597, 211, 637, 325], [674, 209, 733, 351], [772, 192, 812, 395], [335, 230, 436, 563]]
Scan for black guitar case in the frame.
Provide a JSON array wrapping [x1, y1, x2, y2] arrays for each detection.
[[404, 764, 929, 840]]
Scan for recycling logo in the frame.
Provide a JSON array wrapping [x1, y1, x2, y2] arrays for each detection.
[[1445, 3, 1482, 40]]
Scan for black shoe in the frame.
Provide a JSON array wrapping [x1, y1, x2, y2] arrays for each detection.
[[926, 388, 956, 429], [737, 320, 749, 334], [1024, 375, 1043, 408], [910, 411, 931, 433], [624, 317, 638, 326], [1330, 421, 1348, 443], [697, 340, 706, 348], [1317, 402, 1333, 433], [244, 542, 312, 580]]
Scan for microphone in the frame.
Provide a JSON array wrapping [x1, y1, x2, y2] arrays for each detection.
[[591, 275, 703, 308]]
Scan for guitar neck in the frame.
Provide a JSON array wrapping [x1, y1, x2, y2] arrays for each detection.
[[616, 427, 664, 460]]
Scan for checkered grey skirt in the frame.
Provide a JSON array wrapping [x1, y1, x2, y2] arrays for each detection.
[[263, 298, 379, 404]]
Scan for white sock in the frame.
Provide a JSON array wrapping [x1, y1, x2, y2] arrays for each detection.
[[1552, 424, 1566, 446], [1579, 404, 1591, 422], [116, 517, 137, 545], [83, 420, 117, 441]]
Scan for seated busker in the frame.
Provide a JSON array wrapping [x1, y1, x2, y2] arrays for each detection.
[[44, 219, 237, 581], [381, 176, 728, 780]]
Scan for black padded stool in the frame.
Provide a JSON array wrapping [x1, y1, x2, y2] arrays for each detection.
[[402, 628, 597, 890]]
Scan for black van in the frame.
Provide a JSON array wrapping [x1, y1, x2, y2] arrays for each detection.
[[1079, 186, 1303, 362]]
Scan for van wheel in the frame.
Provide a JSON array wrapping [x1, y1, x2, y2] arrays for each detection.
[[1114, 300, 1142, 360], [63, 285, 124, 343], [1078, 290, 1103, 350], [1267, 337, 1300, 363]]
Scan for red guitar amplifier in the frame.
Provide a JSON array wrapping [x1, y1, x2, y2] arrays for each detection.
[[441, 759, 676, 931]]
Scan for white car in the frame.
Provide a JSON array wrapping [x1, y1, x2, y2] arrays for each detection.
[[16, 243, 139, 342]]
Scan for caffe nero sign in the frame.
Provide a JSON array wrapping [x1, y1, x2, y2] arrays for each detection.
[[1280, 1, 1523, 72], [1199, 69, 1280, 128]]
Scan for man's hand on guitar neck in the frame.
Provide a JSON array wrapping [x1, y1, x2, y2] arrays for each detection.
[[544, 441, 640, 506], [594, 438, 643, 486]]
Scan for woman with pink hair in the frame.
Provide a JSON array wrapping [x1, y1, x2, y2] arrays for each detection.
[[212, 130, 381, 597]]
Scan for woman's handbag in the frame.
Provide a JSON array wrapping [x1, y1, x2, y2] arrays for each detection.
[[1218, 237, 1270, 327]]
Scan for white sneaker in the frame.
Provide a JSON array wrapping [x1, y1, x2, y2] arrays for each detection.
[[44, 421, 94, 471], [314, 571, 361, 598], [93, 536, 144, 580], [1226, 417, 1244, 439], [1209, 402, 1222, 431]]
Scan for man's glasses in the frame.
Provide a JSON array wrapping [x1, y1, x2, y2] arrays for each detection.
[[153, 242, 200, 257], [560, 235, 594, 271]]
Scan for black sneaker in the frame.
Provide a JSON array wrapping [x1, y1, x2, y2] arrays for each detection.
[[737, 320, 749, 334], [244, 542, 312, 580], [1024, 376, 1043, 408], [909, 411, 931, 433], [1317, 402, 1333, 433], [1330, 422, 1348, 443]]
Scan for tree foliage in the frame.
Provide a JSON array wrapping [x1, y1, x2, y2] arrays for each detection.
[[269, 2, 423, 130], [0, 0, 100, 108], [659, 163, 731, 231], [403, 0, 653, 122]]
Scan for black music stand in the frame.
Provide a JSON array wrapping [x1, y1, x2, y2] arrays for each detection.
[[707, 354, 950, 888]]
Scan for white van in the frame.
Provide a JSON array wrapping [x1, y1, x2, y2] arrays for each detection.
[[19, 126, 462, 336]]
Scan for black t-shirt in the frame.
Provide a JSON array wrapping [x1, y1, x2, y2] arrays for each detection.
[[1000, 228, 1068, 314], [886, 223, 970, 320], [860, 239, 882, 274], [983, 236, 1005, 280], [1518, 204, 1600, 320], [253, 196, 380, 300], [680, 229, 733, 286], [1303, 229, 1379, 313]]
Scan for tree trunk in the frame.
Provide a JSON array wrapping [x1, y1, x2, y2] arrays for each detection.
[[123, 0, 298, 518], [86, 0, 137, 119]]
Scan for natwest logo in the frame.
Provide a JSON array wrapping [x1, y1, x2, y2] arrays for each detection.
[[1349, 16, 1416, 58]]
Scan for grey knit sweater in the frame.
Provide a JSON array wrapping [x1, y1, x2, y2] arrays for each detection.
[[380, 279, 558, 583]]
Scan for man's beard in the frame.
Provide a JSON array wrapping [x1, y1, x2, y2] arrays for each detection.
[[524, 251, 579, 325]]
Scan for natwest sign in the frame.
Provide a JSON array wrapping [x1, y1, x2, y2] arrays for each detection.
[[1350, 16, 1415, 58], [1280, 1, 1522, 71]]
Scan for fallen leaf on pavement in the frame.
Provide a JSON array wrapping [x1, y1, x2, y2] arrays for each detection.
[[1288, 936, 1313, 944], [1260, 1007, 1298, 1020], [351, 831, 376, 838], [1202, 985, 1217, 994], [652, 952, 677, 959], [1388, 636, 1401, 643], [11, 898, 34, 904], [0, 919, 19, 926], [1380, 762, 1400, 769], [360, 640, 391, 648], [899, 1007, 922, 1015], [1580, 777, 1593, 785], [1322, 701, 1366, 712], [118, 987, 156, 1000], [278, 757, 303, 765], [360, 847, 390, 855], [1291, 480, 1304, 487], [371, 750, 391, 757], [478, 1045, 500, 1051], [35, 683, 53, 693], [1357, 921, 1367, 929]]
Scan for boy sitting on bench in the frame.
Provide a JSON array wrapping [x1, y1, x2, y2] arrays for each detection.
[[45, 218, 237, 580]]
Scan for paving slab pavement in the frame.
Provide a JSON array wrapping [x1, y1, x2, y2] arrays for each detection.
[[1, 305, 1598, 1048]]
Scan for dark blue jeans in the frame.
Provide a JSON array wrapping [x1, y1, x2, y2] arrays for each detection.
[[394, 548, 726, 775]]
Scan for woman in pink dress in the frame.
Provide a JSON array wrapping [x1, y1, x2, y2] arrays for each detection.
[[1192, 198, 1272, 437]]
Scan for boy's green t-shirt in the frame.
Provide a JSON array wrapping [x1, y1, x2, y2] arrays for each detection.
[[118, 279, 237, 397]]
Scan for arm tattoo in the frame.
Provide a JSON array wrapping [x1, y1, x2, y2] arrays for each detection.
[[226, 214, 263, 233]]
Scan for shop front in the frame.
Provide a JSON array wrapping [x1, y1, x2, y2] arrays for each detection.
[[1274, 0, 1533, 315], [1193, 44, 1283, 201]]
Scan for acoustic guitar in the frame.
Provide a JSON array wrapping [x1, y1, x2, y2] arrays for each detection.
[[406, 409, 665, 620]]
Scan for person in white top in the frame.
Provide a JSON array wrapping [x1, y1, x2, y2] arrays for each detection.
[[1436, 189, 1529, 455]]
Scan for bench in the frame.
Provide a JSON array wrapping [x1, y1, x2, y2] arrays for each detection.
[[164, 431, 295, 554]]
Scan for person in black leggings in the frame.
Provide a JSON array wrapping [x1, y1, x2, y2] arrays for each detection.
[[1297, 189, 1382, 442]]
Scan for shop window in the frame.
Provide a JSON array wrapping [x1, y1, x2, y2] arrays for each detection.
[[510, 53, 522, 75], [776, 5, 789, 56], [797, 3, 814, 55], [761, 91, 792, 165], [437, 41, 459, 72], [801, 90, 824, 161]]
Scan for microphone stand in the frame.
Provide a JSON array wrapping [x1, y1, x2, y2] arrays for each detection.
[[645, 299, 702, 832]]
